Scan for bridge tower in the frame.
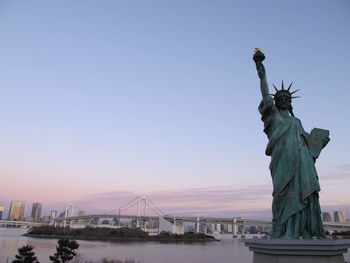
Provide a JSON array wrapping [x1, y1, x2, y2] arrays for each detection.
[[136, 196, 149, 228], [62, 203, 74, 228], [64, 203, 74, 218]]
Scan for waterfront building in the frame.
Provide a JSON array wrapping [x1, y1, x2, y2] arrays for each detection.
[[334, 211, 346, 222], [158, 217, 185, 234], [322, 212, 334, 222], [0, 205, 4, 220], [8, 201, 25, 221], [31, 203, 42, 222]]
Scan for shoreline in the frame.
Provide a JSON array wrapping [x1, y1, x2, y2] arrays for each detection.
[[24, 233, 219, 243]]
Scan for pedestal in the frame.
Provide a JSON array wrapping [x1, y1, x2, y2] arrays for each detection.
[[244, 238, 350, 263]]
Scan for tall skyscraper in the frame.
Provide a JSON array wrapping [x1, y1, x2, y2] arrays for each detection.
[[31, 203, 42, 222], [0, 205, 4, 220], [8, 201, 25, 220], [322, 212, 334, 222], [334, 211, 346, 222]]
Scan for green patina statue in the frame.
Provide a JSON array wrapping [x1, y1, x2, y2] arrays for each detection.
[[253, 49, 330, 239]]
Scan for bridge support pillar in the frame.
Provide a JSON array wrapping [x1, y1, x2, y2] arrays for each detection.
[[210, 223, 215, 234], [233, 217, 237, 236], [195, 217, 200, 233], [144, 220, 148, 231]]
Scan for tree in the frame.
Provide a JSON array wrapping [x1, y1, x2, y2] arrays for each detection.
[[12, 245, 39, 263], [49, 239, 79, 263]]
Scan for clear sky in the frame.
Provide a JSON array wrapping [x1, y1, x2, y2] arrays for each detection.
[[0, 0, 349, 219]]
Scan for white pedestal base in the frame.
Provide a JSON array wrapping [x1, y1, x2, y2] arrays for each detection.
[[244, 238, 350, 263]]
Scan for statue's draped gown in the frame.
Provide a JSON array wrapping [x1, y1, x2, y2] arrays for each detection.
[[259, 96, 324, 239]]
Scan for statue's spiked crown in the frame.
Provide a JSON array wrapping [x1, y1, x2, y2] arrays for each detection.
[[253, 49, 300, 101], [272, 81, 300, 101]]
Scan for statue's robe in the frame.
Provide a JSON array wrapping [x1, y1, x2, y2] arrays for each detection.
[[259, 97, 324, 239]]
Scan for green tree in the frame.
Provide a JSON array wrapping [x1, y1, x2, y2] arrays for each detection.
[[49, 239, 79, 263], [12, 245, 39, 263]]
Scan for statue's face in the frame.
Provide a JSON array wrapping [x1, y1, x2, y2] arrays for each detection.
[[276, 95, 291, 110]]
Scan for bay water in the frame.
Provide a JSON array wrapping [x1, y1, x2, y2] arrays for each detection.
[[1, 228, 349, 263]]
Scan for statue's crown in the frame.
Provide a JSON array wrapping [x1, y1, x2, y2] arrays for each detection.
[[271, 81, 300, 100]]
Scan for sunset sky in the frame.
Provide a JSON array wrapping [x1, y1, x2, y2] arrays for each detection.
[[0, 0, 349, 219]]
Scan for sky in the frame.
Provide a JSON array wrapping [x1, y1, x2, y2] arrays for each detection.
[[0, 0, 349, 219]]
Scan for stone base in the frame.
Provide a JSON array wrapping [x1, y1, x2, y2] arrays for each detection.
[[244, 238, 350, 263]]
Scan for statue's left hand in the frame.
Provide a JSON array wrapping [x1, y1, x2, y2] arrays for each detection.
[[322, 137, 330, 148]]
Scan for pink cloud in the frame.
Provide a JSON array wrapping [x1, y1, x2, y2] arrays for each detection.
[[333, 164, 350, 171]]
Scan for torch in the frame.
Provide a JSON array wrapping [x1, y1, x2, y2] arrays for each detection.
[[253, 48, 265, 78]]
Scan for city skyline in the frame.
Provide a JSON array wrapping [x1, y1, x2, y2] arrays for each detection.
[[0, 1, 349, 219], [0, 194, 349, 222]]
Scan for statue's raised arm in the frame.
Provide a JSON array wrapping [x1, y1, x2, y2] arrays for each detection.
[[253, 49, 270, 103]]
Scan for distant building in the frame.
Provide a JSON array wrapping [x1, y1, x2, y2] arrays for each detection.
[[31, 203, 42, 222], [42, 216, 51, 223], [23, 216, 33, 222], [8, 201, 25, 220], [50, 210, 57, 219], [334, 211, 346, 222], [222, 223, 233, 233], [78, 211, 85, 216], [322, 212, 334, 222], [0, 205, 4, 220], [58, 211, 65, 218]]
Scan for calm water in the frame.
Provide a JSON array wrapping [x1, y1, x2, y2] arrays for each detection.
[[1, 228, 350, 263], [0, 228, 252, 263]]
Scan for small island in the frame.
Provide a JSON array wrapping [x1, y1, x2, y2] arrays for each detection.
[[24, 226, 217, 242]]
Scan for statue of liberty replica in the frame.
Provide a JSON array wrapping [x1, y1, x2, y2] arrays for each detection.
[[253, 49, 330, 239]]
